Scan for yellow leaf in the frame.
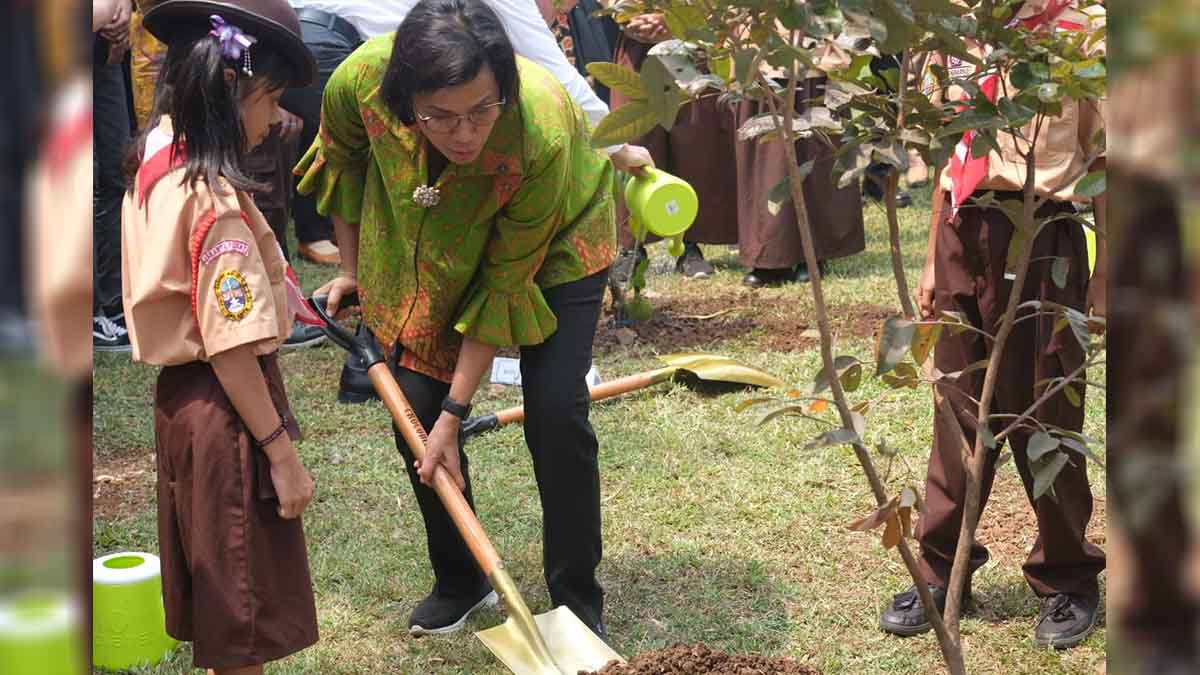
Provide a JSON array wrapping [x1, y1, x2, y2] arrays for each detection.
[[882, 513, 901, 549], [911, 323, 943, 365]]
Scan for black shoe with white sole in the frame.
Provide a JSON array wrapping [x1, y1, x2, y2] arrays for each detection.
[[1034, 592, 1099, 649], [93, 313, 131, 353], [408, 585, 498, 636], [282, 321, 327, 349]]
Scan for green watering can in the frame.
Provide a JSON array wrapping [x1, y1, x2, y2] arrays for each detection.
[[0, 591, 82, 675], [92, 552, 179, 671], [624, 168, 699, 257]]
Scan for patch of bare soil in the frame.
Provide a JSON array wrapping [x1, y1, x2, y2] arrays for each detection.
[[593, 289, 892, 354], [93, 450, 156, 521], [971, 469, 1107, 564], [582, 644, 820, 675]]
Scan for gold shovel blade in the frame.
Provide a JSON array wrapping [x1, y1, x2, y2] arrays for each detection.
[[475, 606, 623, 675]]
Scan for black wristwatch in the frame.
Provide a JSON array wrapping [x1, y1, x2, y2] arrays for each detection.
[[441, 396, 472, 420]]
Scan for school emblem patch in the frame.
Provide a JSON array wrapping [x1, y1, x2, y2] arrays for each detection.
[[214, 269, 253, 321]]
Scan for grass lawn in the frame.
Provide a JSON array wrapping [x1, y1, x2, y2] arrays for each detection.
[[93, 185, 1106, 674]]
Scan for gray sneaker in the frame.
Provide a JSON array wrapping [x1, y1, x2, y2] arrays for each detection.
[[675, 243, 714, 279]]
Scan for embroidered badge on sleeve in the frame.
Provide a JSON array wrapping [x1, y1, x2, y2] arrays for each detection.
[[200, 239, 251, 265], [215, 269, 253, 321]]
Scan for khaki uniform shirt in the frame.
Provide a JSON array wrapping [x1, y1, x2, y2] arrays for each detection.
[[937, 3, 1106, 201], [122, 118, 291, 366]]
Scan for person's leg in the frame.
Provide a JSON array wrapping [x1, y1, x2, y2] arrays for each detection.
[[519, 269, 609, 636], [280, 14, 359, 251], [390, 362, 492, 632], [93, 39, 130, 321]]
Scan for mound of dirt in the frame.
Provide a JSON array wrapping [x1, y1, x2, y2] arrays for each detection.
[[581, 643, 820, 675]]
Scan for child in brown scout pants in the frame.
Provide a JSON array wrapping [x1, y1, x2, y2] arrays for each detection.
[[120, 1, 320, 672]]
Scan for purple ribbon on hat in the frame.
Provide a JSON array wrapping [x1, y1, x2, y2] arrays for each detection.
[[209, 14, 258, 61]]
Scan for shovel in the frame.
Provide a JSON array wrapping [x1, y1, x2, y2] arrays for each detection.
[[308, 294, 622, 675], [459, 353, 785, 443]]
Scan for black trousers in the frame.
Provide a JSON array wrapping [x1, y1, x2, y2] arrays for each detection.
[[93, 38, 131, 317], [392, 269, 609, 629], [279, 10, 361, 245]]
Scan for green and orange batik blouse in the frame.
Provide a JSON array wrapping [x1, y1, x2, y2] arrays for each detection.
[[295, 34, 615, 382]]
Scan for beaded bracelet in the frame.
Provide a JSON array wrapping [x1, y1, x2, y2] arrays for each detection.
[[255, 412, 289, 448]]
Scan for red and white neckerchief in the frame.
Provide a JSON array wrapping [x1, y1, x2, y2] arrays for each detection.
[[944, 0, 1089, 221], [139, 125, 324, 327]]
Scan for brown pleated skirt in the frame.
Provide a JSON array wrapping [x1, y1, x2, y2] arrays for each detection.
[[734, 78, 866, 268], [611, 37, 740, 249], [154, 353, 317, 669]]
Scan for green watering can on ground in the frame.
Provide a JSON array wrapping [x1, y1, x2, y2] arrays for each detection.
[[92, 552, 179, 671], [624, 168, 699, 258], [0, 591, 82, 675]]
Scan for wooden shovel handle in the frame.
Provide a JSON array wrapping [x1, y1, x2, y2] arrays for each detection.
[[368, 364, 502, 575], [488, 367, 676, 427]]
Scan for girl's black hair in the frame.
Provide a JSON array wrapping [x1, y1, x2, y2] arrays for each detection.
[[380, 0, 520, 125], [123, 25, 294, 194]]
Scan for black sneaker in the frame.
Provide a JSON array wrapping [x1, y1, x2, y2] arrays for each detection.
[[793, 261, 831, 284], [675, 243, 714, 279], [880, 583, 971, 637], [610, 245, 648, 287], [1034, 593, 1099, 649], [282, 320, 326, 349], [742, 267, 794, 288], [93, 313, 131, 353], [409, 585, 498, 636]]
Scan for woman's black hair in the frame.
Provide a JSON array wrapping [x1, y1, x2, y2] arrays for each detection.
[[122, 24, 294, 194], [380, 0, 520, 125]]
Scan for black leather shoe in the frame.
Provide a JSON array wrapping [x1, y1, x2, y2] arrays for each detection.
[[675, 243, 714, 279], [743, 267, 795, 288], [880, 583, 971, 637], [282, 320, 326, 350], [409, 583, 498, 636], [1034, 593, 1099, 649], [337, 322, 381, 404]]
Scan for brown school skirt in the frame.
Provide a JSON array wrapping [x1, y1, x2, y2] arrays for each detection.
[[734, 77, 866, 267], [611, 37, 740, 249], [154, 353, 317, 669]]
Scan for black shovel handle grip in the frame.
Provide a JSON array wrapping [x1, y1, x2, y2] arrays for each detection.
[[307, 292, 386, 368]]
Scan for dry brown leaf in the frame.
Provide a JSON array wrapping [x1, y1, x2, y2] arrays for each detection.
[[882, 513, 902, 549]]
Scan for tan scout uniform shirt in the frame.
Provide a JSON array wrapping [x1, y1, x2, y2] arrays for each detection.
[[936, 3, 1106, 202], [122, 118, 291, 366]]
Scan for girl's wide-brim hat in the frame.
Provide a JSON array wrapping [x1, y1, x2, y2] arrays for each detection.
[[144, 0, 316, 87]]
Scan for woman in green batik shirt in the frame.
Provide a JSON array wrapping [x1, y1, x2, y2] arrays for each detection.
[[297, 0, 648, 641]]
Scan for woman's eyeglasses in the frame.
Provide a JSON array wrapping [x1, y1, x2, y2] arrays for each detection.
[[416, 99, 506, 134]]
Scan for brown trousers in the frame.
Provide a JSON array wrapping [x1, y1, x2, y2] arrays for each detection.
[[155, 354, 317, 669], [733, 78, 865, 268], [1108, 174, 1197, 651], [916, 193, 1105, 598], [611, 38, 739, 249]]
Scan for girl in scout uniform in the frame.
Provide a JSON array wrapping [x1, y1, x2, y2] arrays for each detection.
[[120, 1, 319, 671], [297, 0, 625, 640]]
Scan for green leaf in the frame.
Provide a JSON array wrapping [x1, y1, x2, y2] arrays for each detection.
[[1075, 170, 1106, 198], [767, 178, 791, 217], [1063, 383, 1082, 407], [1032, 452, 1070, 500], [876, 316, 917, 376], [1027, 431, 1060, 462], [1073, 59, 1106, 80], [591, 100, 659, 147], [662, 5, 705, 40], [755, 404, 811, 427], [586, 62, 645, 101], [804, 427, 861, 451], [735, 397, 778, 413], [1060, 436, 1104, 465], [641, 56, 682, 131], [840, 363, 864, 393], [1036, 82, 1061, 103], [814, 355, 861, 394], [1051, 257, 1070, 289], [733, 48, 759, 86], [876, 439, 897, 458]]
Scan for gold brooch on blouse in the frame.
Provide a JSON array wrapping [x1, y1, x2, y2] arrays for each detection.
[[413, 185, 441, 208]]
